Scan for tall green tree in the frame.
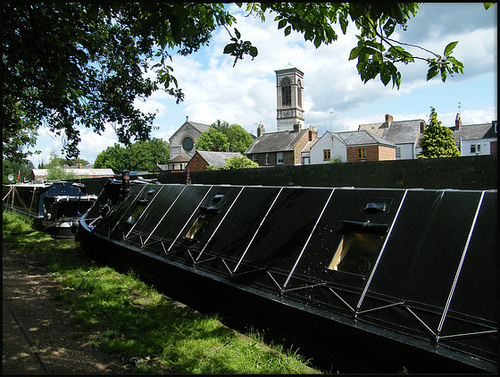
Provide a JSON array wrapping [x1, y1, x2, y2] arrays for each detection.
[[211, 120, 254, 153], [418, 107, 461, 159], [196, 128, 230, 152], [5, 2, 481, 160], [94, 138, 169, 172], [93, 144, 131, 173], [129, 138, 170, 171]]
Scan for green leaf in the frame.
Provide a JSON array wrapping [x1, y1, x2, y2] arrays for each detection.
[[426, 66, 439, 81], [484, 3, 494, 10], [249, 46, 258, 58], [223, 43, 237, 54], [443, 41, 458, 56], [278, 19, 287, 29], [234, 28, 241, 40]]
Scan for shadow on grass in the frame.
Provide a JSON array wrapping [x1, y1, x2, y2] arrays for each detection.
[[3, 211, 319, 374]]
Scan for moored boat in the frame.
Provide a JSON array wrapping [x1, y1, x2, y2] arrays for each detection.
[[3, 181, 97, 238], [77, 178, 497, 373]]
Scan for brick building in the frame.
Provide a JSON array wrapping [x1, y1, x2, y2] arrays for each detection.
[[244, 124, 318, 167], [310, 130, 396, 163], [185, 151, 242, 172]]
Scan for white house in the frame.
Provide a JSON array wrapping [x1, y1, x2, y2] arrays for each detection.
[[358, 114, 426, 160], [450, 116, 497, 157], [310, 130, 397, 164], [310, 131, 348, 163]]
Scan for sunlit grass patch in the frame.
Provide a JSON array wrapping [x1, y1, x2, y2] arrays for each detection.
[[3, 211, 321, 374]]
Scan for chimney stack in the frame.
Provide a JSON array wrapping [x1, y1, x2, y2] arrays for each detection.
[[455, 113, 462, 131], [308, 126, 317, 141], [385, 114, 393, 127], [420, 120, 426, 133], [257, 124, 265, 137]]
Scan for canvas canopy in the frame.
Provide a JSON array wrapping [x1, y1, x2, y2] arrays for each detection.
[[80, 181, 497, 372]]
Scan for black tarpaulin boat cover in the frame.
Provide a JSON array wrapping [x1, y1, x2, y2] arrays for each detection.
[[80, 182, 497, 372]]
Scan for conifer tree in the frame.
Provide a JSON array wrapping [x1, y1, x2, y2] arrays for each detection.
[[418, 107, 461, 158]]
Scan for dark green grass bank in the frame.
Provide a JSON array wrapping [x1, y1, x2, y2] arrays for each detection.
[[2, 211, 322, 374]]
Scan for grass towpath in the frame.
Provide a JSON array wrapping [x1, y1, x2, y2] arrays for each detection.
[[3, 211, 322, 374]]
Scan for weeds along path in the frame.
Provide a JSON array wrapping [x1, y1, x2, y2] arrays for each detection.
[[2, 241, 132, 374], [2, 218, 321, 374]]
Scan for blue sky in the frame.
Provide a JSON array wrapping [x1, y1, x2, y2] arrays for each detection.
[[28, 3, 497, 166]]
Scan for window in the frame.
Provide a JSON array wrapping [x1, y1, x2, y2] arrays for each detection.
[[265, 153, 270, 165], [297, 79, 303, 108], [395, 147, 401, 159], [281, 78, 291, 106], [302, 156, 310, 165], [182, 137, 194, 152], [252, 155, 258, 163], [358, 148, 366, 160], [328, 230, 385, 276], [277, 152, 284, 164], [323, 149, 331, 161], [470, 144, 481, 154]]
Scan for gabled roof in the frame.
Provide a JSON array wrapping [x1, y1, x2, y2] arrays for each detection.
[[168, 154, 192, 163], [452, 122, 497, 141], [358, 119, 424, 145], [195, 151, 242, 166], [332, 130, 397, 148], [188, 121, 211, 133], [169, 120, 211, 142], [301, 138, 319, 153], [245, 130, 308, 154]]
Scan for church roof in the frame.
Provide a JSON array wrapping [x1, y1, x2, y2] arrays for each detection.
[[245, 130, 309, 154], [275, 63, 304, 74], [195, 151, 242, 166], [188, 121, 211, 133], [168, 153, 192, 163]]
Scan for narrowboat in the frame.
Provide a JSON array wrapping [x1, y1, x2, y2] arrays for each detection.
[[3, 181, 97, 238], [77, 178, 497, 373]]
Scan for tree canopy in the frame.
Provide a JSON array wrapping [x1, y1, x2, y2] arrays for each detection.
[[93, 138, 169, 172], [418, 107, 461, 159], [4, 2, 480, 161], [206, 155, 259, 171], [196, 120, 254, 153], [196, 127, 230, 152]]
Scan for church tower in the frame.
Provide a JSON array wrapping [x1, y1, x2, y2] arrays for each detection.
[[275, 64, 305, 132]]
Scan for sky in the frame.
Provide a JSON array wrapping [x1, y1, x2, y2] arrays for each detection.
[[28, 3, 497, 167]]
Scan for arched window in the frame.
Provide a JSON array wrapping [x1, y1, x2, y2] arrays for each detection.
[[281, 78, 291, 107], [297, 79, 302, 108]]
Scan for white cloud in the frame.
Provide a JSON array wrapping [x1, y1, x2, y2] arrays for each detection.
[[26, 3, 498, 164]]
